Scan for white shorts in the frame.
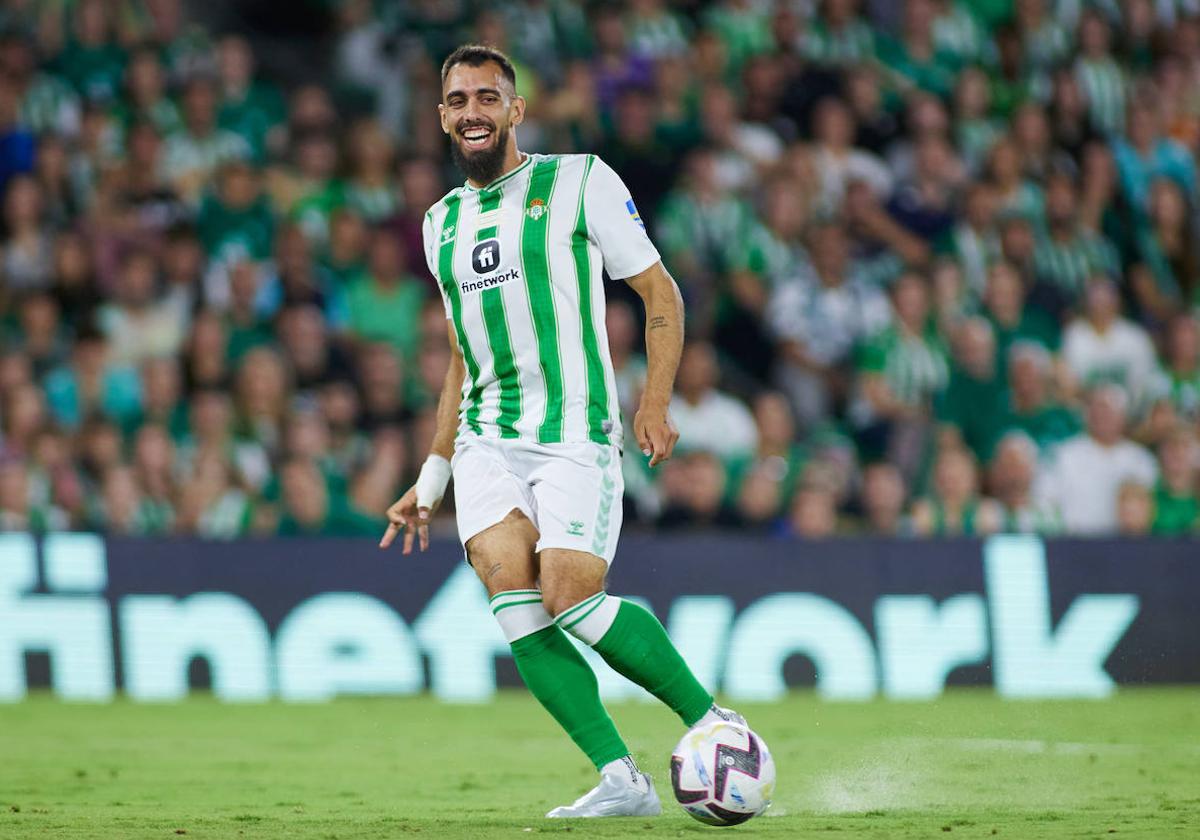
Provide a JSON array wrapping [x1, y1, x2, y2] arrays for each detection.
[[450, 435, 624, 565]]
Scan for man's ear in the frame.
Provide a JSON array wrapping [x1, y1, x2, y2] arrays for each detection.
[[510, 95, 526, 128], [438, 103, 449, 135]]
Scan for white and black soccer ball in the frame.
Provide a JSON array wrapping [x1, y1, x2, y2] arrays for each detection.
[[670, 721, 776, 826]]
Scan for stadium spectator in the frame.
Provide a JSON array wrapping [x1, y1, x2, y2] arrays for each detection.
[[786, 462, 842, 539], [1003, 342, 1081, 455], [118, 47, 182, 139], [768, 219, 891, 429], [1148, 315, 1200, 423], [357, 340, 409, 431], [176, 448, 252, 538], [911, 446, 1002, 536], [987, 431, 1057, 533], [275, 456, 376, 536], [2, 174, 53, 292], [733, 459, 786, 530], [1032, 169, 1120, 302], [97, 249, 189, 366], [91, 464, 152, 535], [345, 229, 426, 362], [1036, 385, 1158, 534], [1073, 9, 1127, 137], [42, 326, 141, 431], [810, 96, 893, 214], [130, 424, 178, 534], [342, 119, 399, 223], [1112, 98, 1197, 215], [215, 34, 285, 164], [980, 261, 1060, 375], [804, 0, 876, 66], [851, 271, 948, 481], [164, 76, 252, 204], [669, 341, 758, 462], [10, 292, 68, 378], [1152, 427, 1199, 534], [1061, 276, 1158, 407], [857, 461, 909, 535], [937, 317, 1008, 461], [1129, 179, 1200, 322], [657, 451, 736, 529], [1116, 480, 1155, 535]]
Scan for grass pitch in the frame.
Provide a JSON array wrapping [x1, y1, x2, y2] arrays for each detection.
[[1, 688, 1197, 839]]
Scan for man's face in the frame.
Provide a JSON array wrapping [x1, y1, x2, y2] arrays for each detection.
[[1087, 390, 1126, 444], [439, 61, 524, 184], [1045, 177, 1077, 226]]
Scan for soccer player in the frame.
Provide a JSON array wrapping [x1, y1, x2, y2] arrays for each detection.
[[379, 44, 744, 818]]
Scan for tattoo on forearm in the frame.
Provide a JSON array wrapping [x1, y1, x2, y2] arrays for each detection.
[[649, 315, 668, 330]]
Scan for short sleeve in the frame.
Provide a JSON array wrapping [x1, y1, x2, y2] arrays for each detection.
[[423, 210, 452, 319], [584, 156, 661, 280]]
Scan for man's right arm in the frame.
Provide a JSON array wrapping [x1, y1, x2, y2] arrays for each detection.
[[428, 326, 466, 460], [380, 323, 464, 553]]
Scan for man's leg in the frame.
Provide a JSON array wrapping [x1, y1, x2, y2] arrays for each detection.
[[468, 510, 629, 773], [540, 550, 716, 729]]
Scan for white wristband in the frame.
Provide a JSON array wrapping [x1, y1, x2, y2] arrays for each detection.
[[415, 454, 452, 510]]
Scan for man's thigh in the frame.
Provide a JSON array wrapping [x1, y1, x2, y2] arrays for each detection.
[[465, 508, 540, 597], [539, 548, 608, 618], [452, 437, 537, 547], [522, 442, 624, 564]]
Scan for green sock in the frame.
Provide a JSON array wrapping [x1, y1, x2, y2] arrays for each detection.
[[568, 596, 713, 727], [510, 624, 630, 770]]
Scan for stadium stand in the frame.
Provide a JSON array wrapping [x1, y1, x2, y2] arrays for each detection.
[[0, 0, 1198, 537]]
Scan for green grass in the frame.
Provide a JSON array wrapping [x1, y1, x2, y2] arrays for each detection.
[[1, 688, 1198, 839]]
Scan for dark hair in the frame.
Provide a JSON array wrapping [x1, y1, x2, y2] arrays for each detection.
[[440, 43, 516, 88]]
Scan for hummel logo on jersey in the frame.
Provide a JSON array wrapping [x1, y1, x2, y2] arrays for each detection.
[[472, 239, 500, 274], [567, 520, 585, 537], [441, 224, 455, 244]]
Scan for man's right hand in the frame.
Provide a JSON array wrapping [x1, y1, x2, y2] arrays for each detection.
[[380, 486, 436, 554]]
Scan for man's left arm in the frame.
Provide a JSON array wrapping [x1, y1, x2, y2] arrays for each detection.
[[625, 261, 684, 467]]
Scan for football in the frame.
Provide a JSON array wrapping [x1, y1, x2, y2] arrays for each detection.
[[669, 721, 776, 826]]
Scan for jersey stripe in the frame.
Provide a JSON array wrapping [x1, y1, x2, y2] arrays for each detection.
[[435, 194, 483, 435], [571, 156, 610, 445], [476, 189, 522, 438], [521, 158, 566, 442]]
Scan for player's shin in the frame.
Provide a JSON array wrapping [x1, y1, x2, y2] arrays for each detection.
[[490, 590, 630, 770], [554, 593, 714, 727]]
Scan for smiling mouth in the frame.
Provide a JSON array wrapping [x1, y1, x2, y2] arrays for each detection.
[[459, 124, 494, 150]]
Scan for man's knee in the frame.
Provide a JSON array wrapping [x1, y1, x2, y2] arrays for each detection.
[[466, 509, 539, 597], [540, 549, 607, 618]]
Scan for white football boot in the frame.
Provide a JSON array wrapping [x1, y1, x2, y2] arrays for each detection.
[[545, 771, 662, 818], [696, 703, 748, 729]]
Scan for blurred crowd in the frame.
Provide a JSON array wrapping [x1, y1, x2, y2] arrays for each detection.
[[1, 0, 1200, 538]]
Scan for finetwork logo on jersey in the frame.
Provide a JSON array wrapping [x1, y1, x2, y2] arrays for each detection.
[[463, 238, 520, 294]]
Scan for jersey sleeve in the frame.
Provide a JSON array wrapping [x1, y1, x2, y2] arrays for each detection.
[[583, 156, 661, 280], [423, 209, 452, 319]]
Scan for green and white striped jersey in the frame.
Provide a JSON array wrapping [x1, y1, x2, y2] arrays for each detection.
[[423, 153, 659, 447]]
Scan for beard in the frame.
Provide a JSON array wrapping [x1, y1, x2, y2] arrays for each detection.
[[450, 123, 511, 185]]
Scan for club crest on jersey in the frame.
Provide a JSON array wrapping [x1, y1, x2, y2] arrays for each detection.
[[527, 198, 547, 220]]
